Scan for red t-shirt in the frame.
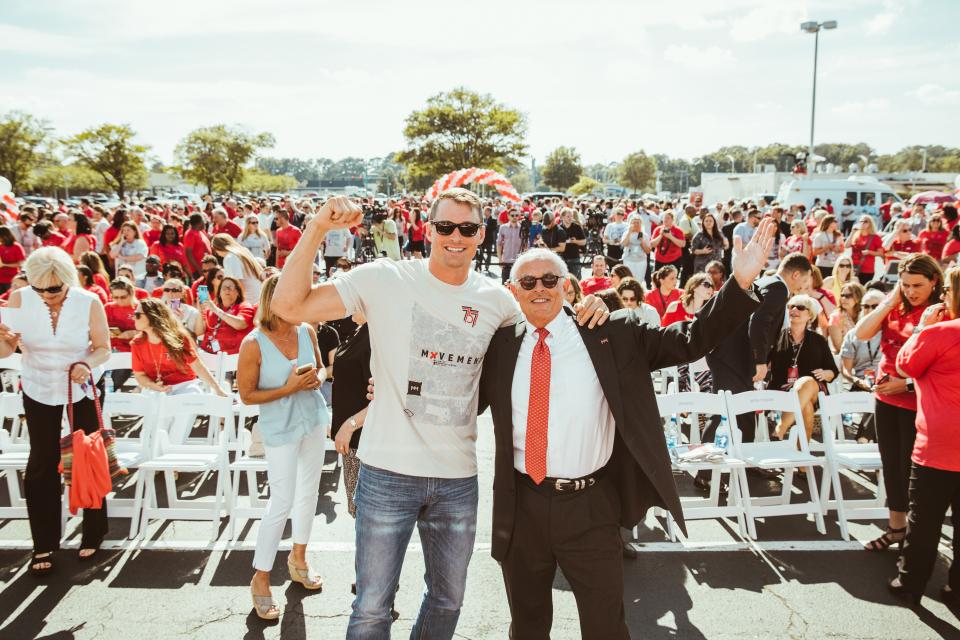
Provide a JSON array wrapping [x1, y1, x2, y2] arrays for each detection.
[[134, 287, 150, 301], [214, 220, 242, 238], [0, 243, 26, 284], [183, 229, 211, 272], [131, 334, 198, 385], [85, 284, 109, 305], [875, 303, 927, 411], [580, 276, 613, 296], [887, 238, 919, 260], [149, 241, 188, 267], [64, 233, 96, 257], [103, 226, 120, 248], [644, 288, 682, 319], [93, 273, 109, 291], [942, 238, 960, 261], [652, 226, 684, 264], [43, 231, 68, 250], [104, 302, 137, 352], [661, 302, 693, 326], [897, 318, 960, 472], [918, 229, 948, 260], [851, 233, 883, 274], [202, 302, 256, 354], [275, 225, 302, 268], [143, 229, 161, 247]]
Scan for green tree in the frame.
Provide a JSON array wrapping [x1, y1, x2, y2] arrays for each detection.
[[570, 175, 601, 196], [62, 124, 149, 198], [505, 166, 532, 194], [175, 125, 274, 195], [542, 146, 582, 191], [30, 164, 110, 196], [876, 145, 960, 172], [397, 87, 528, 185], [617, 151, 657, 193], [0, 111, 53, 192], [257, 157, 320, 182], [236, 168, 298, 193]]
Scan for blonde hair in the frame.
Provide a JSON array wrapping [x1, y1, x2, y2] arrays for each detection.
[[210, 233, 264, 281], [254, 274, 281, 330], [787, 294, 822, 327], [428, 188, 482, 222], [24, 247, 79, 289]]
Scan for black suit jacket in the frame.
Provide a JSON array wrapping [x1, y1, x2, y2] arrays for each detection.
[[708, 275, 788, 380], [478, 278, 762, 562]]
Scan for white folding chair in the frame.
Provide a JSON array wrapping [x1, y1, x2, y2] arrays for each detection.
[[652, 366, 679, 395], [817, 391, 886, 540], [0, 394, 28, 519], [0, 353, 22, 393], [98, 393, 158, 526], [227, 417, 269, 541], [197, 350, 224, 386], [219, 353, 239, 386], [0, 390, 27, 443], [130, 394, 234, 540], [655, 392, 756, 540], [724, 389, 827, 535]]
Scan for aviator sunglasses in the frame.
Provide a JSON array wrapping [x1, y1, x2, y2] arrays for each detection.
[[430, 221, 481, 237]]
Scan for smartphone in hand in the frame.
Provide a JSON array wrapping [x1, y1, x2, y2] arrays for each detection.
[[197, 285, 209, 305]]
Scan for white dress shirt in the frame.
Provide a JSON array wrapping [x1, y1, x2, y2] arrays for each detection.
[[511, 312, 615, 479]]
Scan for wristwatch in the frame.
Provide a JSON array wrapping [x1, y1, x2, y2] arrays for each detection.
[[349, 418, 359, 431], [904, 378, 915, 393]]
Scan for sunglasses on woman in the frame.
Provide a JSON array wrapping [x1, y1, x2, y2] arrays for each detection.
[[31, 284, 64, 295], [430, 221, 481, 237], [788, 304, 809, 312], [516, 274, 561, 290], [861, 304, 879, 311]]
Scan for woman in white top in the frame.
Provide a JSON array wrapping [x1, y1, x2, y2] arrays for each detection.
[[240, 214, 271, 262], [620, 213, 651, 284], [811, 214, 845, 277], [0, 248, 111, 574], [109, 221, 149, 278], [211, 233, 264, 302]]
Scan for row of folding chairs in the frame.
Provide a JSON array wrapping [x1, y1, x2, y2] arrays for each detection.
[[0, 390, 273, 544], [654, 389, 884, 542]]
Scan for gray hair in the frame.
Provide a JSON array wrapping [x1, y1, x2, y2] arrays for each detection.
[[511, 248, 568, 281], [862, 289, 886, 305], [788, 293, 822, 326], [24, 246, 79, 289]]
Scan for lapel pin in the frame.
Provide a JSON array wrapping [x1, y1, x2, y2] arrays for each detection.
[[600, 338, 609, 344]]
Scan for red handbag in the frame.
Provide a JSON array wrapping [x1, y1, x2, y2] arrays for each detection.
[[58, 362, 127, 514]]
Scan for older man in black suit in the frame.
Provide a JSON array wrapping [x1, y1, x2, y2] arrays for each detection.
[[477, 220, 777, 639]]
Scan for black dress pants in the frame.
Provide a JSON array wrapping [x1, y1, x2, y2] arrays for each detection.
[[704, 358, 756, 443], [898, 464, 960, 597], [875, 400, 917, 513], [501, 472, 629, 640], [23, 381, 108, 553]]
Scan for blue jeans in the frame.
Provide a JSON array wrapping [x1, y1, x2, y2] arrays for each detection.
[[347, 464, 479, 640]]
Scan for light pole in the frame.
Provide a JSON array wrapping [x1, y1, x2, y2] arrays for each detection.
[[726, 154, 736, 173], [801, 20, 837, 175]]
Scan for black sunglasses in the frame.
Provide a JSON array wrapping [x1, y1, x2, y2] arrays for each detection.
[[788, 304, 809, 311], [430, 221, 481, 237], [861, 304, 879, 310], [31, 284, 64, 295], [516, 274, 562, 290], [163, 288, 182, 293]]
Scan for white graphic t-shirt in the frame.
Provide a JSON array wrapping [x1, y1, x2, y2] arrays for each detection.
[[333, 259, 520, 478]]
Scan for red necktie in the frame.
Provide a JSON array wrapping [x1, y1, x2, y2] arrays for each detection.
[[525, 327, 551, 484]]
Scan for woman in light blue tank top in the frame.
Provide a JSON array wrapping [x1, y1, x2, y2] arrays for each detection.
[[237, 275, 330, 620]]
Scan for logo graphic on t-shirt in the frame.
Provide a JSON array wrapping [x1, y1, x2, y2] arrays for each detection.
[[407, 380, 422, 396], [461, 306, 479, 327]]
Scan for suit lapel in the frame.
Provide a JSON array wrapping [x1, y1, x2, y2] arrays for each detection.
[[569, 309, 625, 425], [498, 321, 526, 409]]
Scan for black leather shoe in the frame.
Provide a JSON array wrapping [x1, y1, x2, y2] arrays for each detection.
[[622, 544, 638, 560]]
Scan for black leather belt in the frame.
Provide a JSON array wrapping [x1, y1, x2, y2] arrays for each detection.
[[516, 468, 605, 494]]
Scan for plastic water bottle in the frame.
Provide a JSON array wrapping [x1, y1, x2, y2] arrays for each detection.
[[665, 416, 680, 460], [714, 415, 730, 451], [105, 374, 114, 395]]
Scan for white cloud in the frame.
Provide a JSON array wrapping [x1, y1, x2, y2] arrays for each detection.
[[0, 23, 95, 54], [907, 84, 960, 106], [663, 44, 735, 70], [831, 99, 890, 114], [865, 12, 897, 35], [728, 5, 809, 43]]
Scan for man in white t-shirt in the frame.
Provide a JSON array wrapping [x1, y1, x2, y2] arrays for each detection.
[[272, 189, 605, 639]]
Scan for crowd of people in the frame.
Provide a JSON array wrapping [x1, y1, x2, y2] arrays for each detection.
[[0, 185, 957, 635]]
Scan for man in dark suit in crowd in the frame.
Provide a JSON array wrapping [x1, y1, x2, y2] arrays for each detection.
[[477, 220, 776, 639], [704, 252, 813, 444]]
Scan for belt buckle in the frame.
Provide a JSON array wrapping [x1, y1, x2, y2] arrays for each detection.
[[554, 478, 573, 492]]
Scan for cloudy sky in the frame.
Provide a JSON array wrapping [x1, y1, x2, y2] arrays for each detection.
[[2, 0, 957, 166]]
